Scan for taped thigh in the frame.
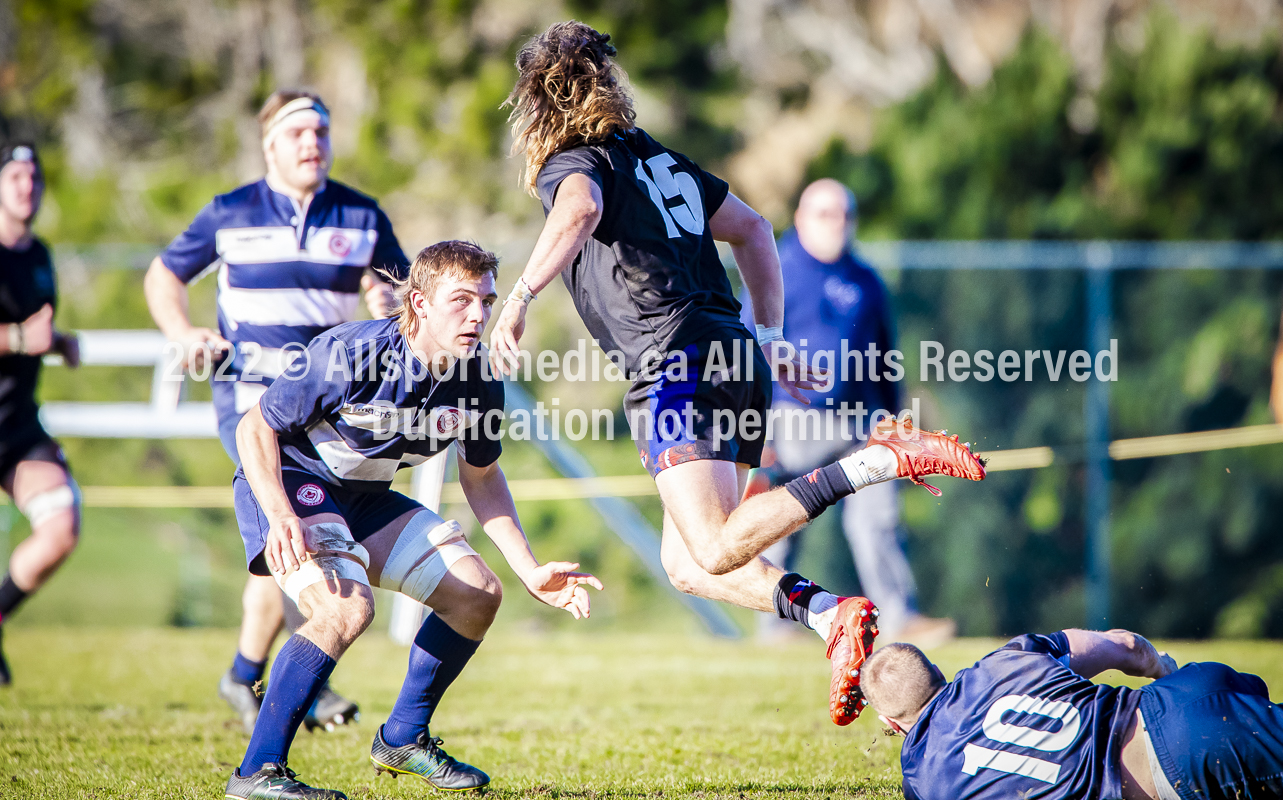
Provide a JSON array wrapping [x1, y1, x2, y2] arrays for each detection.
[[278, 520, 372, 605], [21, 479, 81, 527], [379, 512, 478, 604]]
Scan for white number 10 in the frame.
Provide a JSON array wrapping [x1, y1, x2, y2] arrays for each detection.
[[635, 153, 705, 238], [961, 694, 1082, 784]]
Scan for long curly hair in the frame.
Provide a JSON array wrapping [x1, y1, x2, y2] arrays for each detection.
[[506, 21, 636, 195]]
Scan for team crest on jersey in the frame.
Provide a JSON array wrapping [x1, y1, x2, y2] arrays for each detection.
[[328, 232, 352, 257], [431, 406, 466, 438], [297, 484, 325, 507]]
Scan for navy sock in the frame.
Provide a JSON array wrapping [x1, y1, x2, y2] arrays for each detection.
[[0, 573, 28, 621], [231, 652, 267, 687], [382, 614, 481, 748], [784, 463, 855, 520], [239, 635, 335, 775], [773, 573, 828, 628]]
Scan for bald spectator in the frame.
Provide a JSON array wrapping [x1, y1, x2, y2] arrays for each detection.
[[743, 179, 955, 646]]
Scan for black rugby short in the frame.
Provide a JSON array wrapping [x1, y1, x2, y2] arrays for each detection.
[[623, 331, 771, 476]]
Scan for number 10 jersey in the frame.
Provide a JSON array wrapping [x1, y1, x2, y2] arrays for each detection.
[[900, 633, 1140, 800]]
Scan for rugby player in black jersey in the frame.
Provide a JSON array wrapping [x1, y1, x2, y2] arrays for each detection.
[[0, 143, 82, 685], [493, 22, 986, 723]]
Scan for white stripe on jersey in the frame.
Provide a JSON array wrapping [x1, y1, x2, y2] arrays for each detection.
[[217, 267, 358, 328], [307, 420, 431, 482], [234, 381, 269, 415], [214, 225, 379, 267]]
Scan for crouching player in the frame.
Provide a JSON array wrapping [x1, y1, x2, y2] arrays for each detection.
[[863, 630, 1283, 800], [226, 241, 602, 800]]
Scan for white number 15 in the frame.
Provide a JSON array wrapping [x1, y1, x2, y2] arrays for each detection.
[[635, 153, 705, 238]]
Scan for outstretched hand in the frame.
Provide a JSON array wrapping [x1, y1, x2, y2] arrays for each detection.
[[522, 561, 603, 619], [488, 300, 528, 377]]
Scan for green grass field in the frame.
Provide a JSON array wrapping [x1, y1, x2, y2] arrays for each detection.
[[0, 630, 1281, 800]]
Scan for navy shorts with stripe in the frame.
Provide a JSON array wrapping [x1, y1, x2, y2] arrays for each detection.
[[1140, 661, 1283, 799], [623, 331, 771, 476], [234, 465, 421, 576]]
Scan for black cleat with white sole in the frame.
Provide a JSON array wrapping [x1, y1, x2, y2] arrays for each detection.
[[370, 725, 490, 790], [304, 684, 359, 732], [225, 762, 346, 800]]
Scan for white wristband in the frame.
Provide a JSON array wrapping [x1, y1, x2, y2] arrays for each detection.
[[7, 323, 22, 354], [506, 277, 536, 305], [756, 324, 783, 344]]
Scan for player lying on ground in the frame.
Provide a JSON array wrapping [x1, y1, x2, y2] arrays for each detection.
[[863, 629, 1283, 800], [491, 20, 986, 724], [0, 143, 82, 685], [145, 89, 408, 734], [225, 241, 602, 800]]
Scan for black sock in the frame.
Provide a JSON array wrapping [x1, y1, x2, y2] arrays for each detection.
[[0, 573, 28, 622], [774, 573, 828, 629], [784, 463, 855, 520]]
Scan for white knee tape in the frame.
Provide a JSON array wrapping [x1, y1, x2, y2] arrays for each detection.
[[280, 555, 370, 606], [21, 481, 80, 527], [380, 514, 478, 604], [306, 521, 371, 568], [277, 520, 372, 605]]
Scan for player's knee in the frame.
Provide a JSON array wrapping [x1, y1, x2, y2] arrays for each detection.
[[328, 590, 376, 643], [663, 557, 711, 595], [458, 570, 503, 624], [22, 483, 80, 549], [688, 545, 739, 577], [43, 522, 78, 560]]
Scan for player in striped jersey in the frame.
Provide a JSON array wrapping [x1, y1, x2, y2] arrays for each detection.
[[144, 89, 408, 734], [224, 241, 600, 799]]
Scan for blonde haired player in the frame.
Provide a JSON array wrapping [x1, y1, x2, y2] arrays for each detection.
[[225, 241, 601, 800]]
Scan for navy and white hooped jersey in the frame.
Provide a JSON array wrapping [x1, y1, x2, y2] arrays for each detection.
[[900, 633, 1141, 800], [160, 178, 409, 421], [258, 318, 504, 492]]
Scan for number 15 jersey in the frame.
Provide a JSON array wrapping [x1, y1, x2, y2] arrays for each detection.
[[900, 633, 1141, 800], [536, 129, 744, 376]]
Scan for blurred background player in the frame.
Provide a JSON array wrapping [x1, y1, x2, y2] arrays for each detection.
[[226, 242, 602, 800], [492, 21, 985, 726], [143, 90, 408, 733], [744, 178, 955, 646], [863, 629, 1283, 800], [0, 143, 82, 685]]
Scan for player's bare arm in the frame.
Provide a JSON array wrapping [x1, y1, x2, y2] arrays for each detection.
[[489, 173, 602, 375], [1063, 628, 1178, 680], [236, 403, 307, 575], [143, 255, 231, 369], [457, 457, 602, 619], [709, 193, 824, 404]]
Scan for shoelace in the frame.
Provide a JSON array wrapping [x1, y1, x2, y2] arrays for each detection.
[[263, 763, 299, 781], [417, 735, 459, 766]]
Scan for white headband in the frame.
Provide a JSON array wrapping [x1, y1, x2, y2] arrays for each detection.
[[262, 97, 330, 150]]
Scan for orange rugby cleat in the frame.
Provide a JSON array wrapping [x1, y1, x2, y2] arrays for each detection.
[[826, 596, 879, 726], [870, 417, 986, 497]]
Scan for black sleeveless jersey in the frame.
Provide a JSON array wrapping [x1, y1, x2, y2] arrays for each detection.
[[0, 238, 57, 436], [536, 129, 746, 374]]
